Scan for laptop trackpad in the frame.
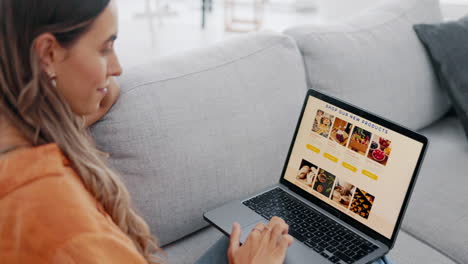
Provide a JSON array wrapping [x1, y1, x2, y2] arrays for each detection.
[[240, 219, 269, 243], [205, 200, 264, 237], [240, 221, 329, 264]]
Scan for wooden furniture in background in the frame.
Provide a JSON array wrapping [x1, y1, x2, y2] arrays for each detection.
[[224, 0, 265, 32]]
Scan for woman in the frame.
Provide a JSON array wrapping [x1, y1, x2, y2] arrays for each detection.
[[0, 0, 292, 263], [0, 0, 391, 263]]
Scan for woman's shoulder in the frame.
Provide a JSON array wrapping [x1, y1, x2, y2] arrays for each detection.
[[0, 143, 128, 263], [0, 143, 111, 229], [0, 143, 70, 197]]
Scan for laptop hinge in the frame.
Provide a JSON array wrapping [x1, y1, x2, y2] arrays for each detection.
[[318, 201, 342, 219]]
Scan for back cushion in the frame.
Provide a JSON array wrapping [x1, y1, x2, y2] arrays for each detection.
[[90, 32, 307, 246], [284, 0, 450, 131]]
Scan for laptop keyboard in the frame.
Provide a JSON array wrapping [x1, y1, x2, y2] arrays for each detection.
[[242, 188, 379, 264]]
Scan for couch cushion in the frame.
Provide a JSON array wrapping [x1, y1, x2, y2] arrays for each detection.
[[414, 15, 468, 140], [162, 227, 223, 264], [284, 0, 450, 131], [388, 231, 456, 264], [90, 32, 307, 246], [402, 115, 468, 264], [161, 226, 456, 264]]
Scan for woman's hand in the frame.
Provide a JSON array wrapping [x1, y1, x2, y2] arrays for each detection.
[[228, 217, 294, 264], [83, 77, 121, 127]]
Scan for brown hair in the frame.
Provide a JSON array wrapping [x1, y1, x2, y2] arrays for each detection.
[[0, 0, 163, 262]]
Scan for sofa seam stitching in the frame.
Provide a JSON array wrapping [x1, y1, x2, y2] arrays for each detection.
[[122, 42, 287, 95]]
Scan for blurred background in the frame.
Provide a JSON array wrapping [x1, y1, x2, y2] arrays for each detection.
[[115, 0, 468, 68]]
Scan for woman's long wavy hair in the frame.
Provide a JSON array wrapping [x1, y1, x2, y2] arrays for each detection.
[[0, 0, 163, 262]]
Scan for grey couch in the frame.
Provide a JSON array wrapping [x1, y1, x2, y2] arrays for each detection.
[[91, 0, 467, 263]]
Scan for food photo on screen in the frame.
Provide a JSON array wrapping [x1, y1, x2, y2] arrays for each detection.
[[367, 136, 392, 166], [348, 126, 372, 156], [296, 159, 318, 188], [329, 117, 353, 146], [331, 178, 356, 209], [313, 169, 336, 198], [350, 188, 375, 219], [312, 109, 335, 138]]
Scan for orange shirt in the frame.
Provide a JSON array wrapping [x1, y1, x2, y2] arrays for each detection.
[[0, 143, 148, 263]]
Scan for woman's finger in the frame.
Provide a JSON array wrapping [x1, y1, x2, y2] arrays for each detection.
[[271, 217, 288, 235], [228, 222, 241, 258], [263, 217, 284, 243], [276, 234, 294, 257], [253, 222, 266, 233], [245, 222, 266, 246], [268, 216, 286, 229], [269, 222, 289, 246]]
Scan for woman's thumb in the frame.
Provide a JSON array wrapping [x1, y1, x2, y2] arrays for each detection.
[[228, 222, 241, 254]]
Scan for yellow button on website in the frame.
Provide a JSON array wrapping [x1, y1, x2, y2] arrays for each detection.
[[342, 162, 357, 172], [362, 170, 379, 180], [306, 144, 320, 153], [324, 153, 338, 163]]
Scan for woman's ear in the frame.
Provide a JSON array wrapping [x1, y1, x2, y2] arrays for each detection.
[[33, 33, 64, 78]]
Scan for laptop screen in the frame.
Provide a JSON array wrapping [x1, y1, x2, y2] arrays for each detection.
[[283, 94, 424, 240]]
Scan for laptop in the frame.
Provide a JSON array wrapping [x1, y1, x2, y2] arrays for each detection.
[[204, 89, 428, 264]]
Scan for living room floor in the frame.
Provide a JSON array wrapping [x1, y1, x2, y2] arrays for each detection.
[[114, 0, 468, 69]]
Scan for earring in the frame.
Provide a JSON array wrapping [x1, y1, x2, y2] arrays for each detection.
[[47, 70, 57, 87]]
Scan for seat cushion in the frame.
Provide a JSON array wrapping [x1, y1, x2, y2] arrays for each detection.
[[162, 227, 223, 264], [162, 226, 456, 264], [401, 115, 468, 264], [284, 0, 451, 130], [388, 231, 456, 264], [90, 32, 307, 246]]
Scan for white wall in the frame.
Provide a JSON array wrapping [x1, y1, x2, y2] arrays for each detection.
[[315, 0, 378, 20], [441, 2, 468, 19], [315, 0, 468, 21]]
